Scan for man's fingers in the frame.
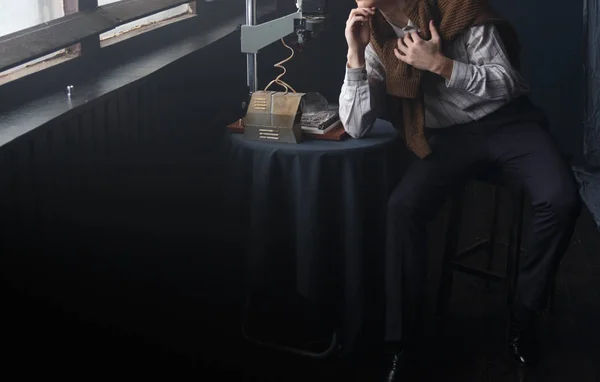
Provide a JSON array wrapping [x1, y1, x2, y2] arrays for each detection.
[[394, 48, 408, 62], [410, 31, 422, 41], [397, 36, 409, 51], [347, 8, 374, 25], [396, 38, 408, 54], [347, 14, 368, 27], [429, 20, 440, 40], [363, 7, 376, 15], [350, 7, 375, 18]]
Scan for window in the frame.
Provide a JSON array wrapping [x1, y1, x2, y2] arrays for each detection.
[[98, 1, 196, 47], [0, 0, 80, 86], [0, 0, 67, 37], [0, 0, 198, 86]]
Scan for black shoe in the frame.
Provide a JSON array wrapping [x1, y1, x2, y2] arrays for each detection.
[[508, 316, 539, 366], [384, 351, 405, 382], [384, 345, 425, 382]]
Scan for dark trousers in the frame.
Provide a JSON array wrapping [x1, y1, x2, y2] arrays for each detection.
[[384, 98, 581, 343]]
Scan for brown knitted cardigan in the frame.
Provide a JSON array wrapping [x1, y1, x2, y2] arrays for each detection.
[[369, 0, 520, 158]]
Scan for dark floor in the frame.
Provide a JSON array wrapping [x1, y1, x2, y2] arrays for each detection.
[[2, 185, 599, 381]]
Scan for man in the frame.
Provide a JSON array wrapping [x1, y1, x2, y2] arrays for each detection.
[[339, 0, 581, 379]]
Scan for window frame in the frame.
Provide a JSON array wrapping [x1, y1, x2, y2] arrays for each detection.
[[0, 0, 197, 74], [0, 0, 82, 86], [99, 2, 196, 47]]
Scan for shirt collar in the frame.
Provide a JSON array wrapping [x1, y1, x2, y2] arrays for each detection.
[[383, 15, 420, 33], [406, 19, 417, 29]]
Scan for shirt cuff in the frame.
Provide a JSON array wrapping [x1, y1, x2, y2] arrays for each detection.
[[445, 60, 470, 89], [345, 66, 369, 83]]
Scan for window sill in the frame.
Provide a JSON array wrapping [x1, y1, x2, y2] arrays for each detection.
[[0, 4, 275, 148], [0, 50, 80, 87], [99, 13, 197, 48]]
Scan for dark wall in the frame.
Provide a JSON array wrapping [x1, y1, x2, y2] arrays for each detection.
[[489, 0, 584, 159]]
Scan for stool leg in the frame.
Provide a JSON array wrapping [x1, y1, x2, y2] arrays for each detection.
[[436, 189, 464, 324], [544, 248, 565, 313], [543, 264, 559, 313], [485, 185, 501, 290], [546, 277, 556, 313], [506, 188, 525, 307]]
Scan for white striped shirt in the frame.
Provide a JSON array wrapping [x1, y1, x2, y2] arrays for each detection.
[[339, 20, 531, 138]]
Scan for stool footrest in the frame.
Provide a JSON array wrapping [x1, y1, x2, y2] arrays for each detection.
[[451, 262, 505, 282], [455, 239, 489, 259]]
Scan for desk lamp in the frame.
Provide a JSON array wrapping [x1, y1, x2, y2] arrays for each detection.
[[240, 0, 327, 143]]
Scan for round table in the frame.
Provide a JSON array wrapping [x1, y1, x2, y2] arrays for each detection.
[[223, 120, 409, 354]]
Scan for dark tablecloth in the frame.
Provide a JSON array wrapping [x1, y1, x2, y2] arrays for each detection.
[[223, 120, 410, 351]]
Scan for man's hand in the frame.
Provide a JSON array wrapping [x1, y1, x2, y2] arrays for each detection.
[[345, 7, 376, 68], [394, 20, 453, 79]]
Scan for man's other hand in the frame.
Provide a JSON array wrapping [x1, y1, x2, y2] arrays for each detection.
[[394, 20, 453, 79]]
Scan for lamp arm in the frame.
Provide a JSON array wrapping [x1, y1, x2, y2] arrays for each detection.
[[242, 0, 325, 103]]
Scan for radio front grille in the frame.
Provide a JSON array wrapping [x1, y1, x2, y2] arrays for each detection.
[[258, 128, 279, 140], [252, 97, 268, 111]]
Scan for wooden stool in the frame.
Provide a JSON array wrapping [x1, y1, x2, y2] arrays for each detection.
[[435, 175, 555, 320]]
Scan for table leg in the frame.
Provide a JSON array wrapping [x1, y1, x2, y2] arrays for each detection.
[[240, 294, 340, 359]]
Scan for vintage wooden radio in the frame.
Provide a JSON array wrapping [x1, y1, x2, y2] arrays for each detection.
[[242, 90, 306, 144]]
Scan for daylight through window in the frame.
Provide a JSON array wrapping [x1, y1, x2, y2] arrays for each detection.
[[0, 0, 79, 86], [0, 0, 198, 85], [0, 0, 67, 37]]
